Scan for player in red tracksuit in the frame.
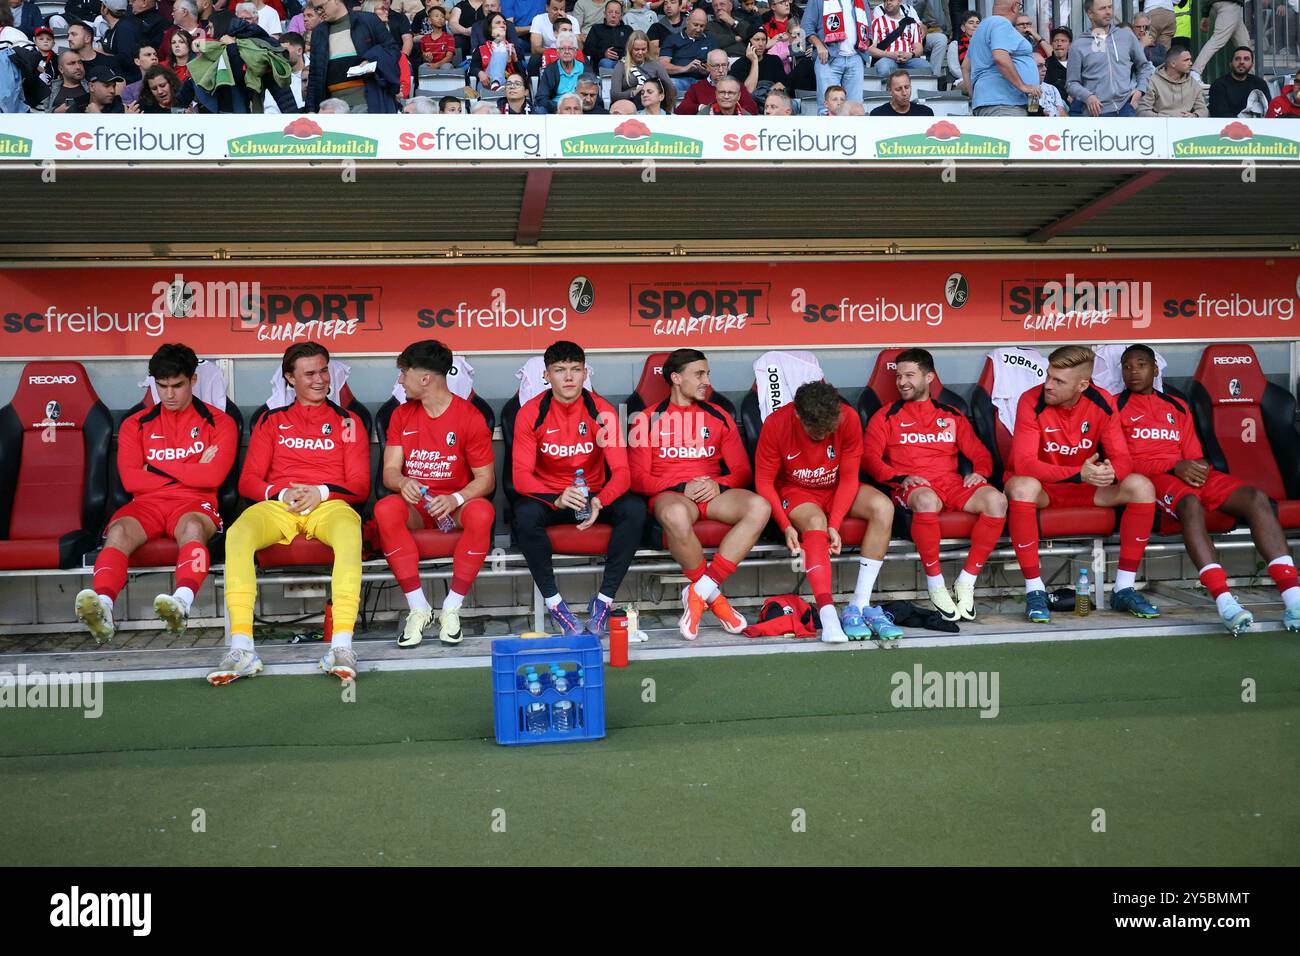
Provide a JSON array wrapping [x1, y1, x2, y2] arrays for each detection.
[[1118, 344, 1300, 635], [511, 340, 646, 637], [75, 344, 237, 644], [628, 348, 770, 641], [756, 380, 902, 643], [376, 340, 496, 649], [863, 348, 1007, 624], [1006, 345, 1159, 624], [209, 342, 371, 686]]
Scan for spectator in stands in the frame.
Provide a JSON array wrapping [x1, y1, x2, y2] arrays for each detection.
[[1012, 8, 1050, 57], [138, 62, 196, 109], [367, 0, 414, 73], [705, 73, 753, 113], [44, 50, 90, 111], [76, 345, 237, 648], [801, 0, 871, 108], [576, 73, 605, 111], [1044, 25, 1068, 101], [676, 46, 758, 112], [1266, 67, 1300, 117], [624, 0, 655, 35], [647, 0, 687, 59], [660, 6, 713, 95], [213, 342, 369, 686], [1033, 51, 1066, 114], [729, 26, 786, 94], [410, 0, 441, 34], [67, 22, 109, 77], [609, 95, 634, 115], [835, 98, 865, 113], [470, 99, 493, 111], [32, 26, 57, 87], [610, 29, 675, 110], [526, 0, 574, 56], [629, 348, 769, 642], [965, 0, 1038, 116], [584, 0, 631, 70], [196, 0, 236, 38], [318, 96, 349, 110], [504, 0, 545, 40], [732, 0, 763, 36], [1066, 0, 1151, 116], [306, 0, 401, 112], [821, 81, 844, 113], [132, 0, 169, 48], [449, 0, 485, 56], [512, 340, 647, 638], [79, 62, 127, 110], [536, 31, 590, 110], [555, 90, 581, 110], [1129, 13, 1165, 67], [470, 1, 524, 55], [636, 74, 668, 112], [438, 92, 461, 109], [868, 0, 930, 78], [416, 4, 456, 66], [706, 0, 752, 58], [1118, 344, 1300, 636], [1137, 44, 1205, 115], [945, 10, 977, 92], [163, 27, 195, 80], [1006, 345, 1161, 625], [10, 0, 41, 40], [171, 0, 203, 40], [374, 341, 496, 649], [498, 70, 533, 109], [571, 0, 606, 35], [472, 12, 522, 89], [907, 0, 950, 81], [264, 29, 305, 109], [870, 67, 934, 113], [1145, 0, 1176, 49], [120, 44, 158, 104], [102, 0, 148, 83], [1208, 46, 1271, 116], [1193, 0, 1250, 77], [764, 87, 793, 112]]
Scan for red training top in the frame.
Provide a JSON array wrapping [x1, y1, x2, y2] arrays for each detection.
[[1010, 384, 1132, 484], [118, 397, 238, 498], [1114, 389, 1203, 475], [240, 400, 370, 504], [387, 396, 494, 491], [628, 398, 752, 495], [863, 396, 992, 485], [512, 389, 630, 507], [755, 402, 862, 531]]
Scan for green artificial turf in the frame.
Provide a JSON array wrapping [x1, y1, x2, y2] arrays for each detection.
[[1, 633, 1297, 866]]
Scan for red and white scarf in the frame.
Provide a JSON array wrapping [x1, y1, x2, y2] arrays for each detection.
[[822, 0, 869, 50]]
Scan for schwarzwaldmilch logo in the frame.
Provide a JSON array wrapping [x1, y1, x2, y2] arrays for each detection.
[[0, 133, 32, 157], [876, 121, 1010, 158], [569, 276, 595, 313], [561, 118, 703, 157], [227, 118, 378, 157], [945, 272, 969, 308], [1173, 121, 1300, 158]]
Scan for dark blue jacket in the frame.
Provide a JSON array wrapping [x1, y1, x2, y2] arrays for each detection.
[[535, 59, 595, 114], [306, 11, 400, 113]]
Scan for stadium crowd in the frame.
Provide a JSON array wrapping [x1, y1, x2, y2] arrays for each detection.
[[71, 339, 1300, 686], [2, 0, 1297, 116]]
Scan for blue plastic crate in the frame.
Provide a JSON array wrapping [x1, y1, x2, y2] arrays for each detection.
[[491, 634, 606, 746]]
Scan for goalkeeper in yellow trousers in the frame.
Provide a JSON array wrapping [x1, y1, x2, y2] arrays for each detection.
[[208, 343, 371, 685]]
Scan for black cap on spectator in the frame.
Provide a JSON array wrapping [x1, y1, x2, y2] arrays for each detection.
[[87, 63, 125, 84]]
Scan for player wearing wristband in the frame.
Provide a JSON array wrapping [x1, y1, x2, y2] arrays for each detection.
[[209, 342, 370, 686], [76, 344, 237, 644], [1118, 344, 1300, 635], [628, 348, 770, 641], [1006, 345, 1159, 624], [863, 348, 1007, 623], [756, 380, 901, 642], [376, 340, 496, 648]]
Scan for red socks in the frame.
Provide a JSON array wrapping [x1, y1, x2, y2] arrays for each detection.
[[1199, 563, 1229, 598], [911, 511, 942, 577], [374, 494, 421, 592], [964, 513, 1006, 577], [708, 554, 738, 585], [174, 541, 209, 593], [1008, 500, 1041, 580], [92, 546, 129, 601], [802, 529, 833, 609], [684, 563, 708, 585], [1117, 503, 1155, 573], [450, 498, 495, 595], [1268, 558, 1299, 597]]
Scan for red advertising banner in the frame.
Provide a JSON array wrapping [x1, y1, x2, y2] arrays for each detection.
[[1, 258, 1297, 358]]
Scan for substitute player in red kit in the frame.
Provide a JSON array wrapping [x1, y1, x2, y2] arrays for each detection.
[[629, 348, 770, 641], [512, 340, 646, 637], [1118, 344, 1300, 635], [75, 344, 237, 643], [756, 380, 902, 643], [209, 342, 370, 686], [376, 340, 496, 648], [1006, 345, 1160, 624], [863, 348, 1007, 624]]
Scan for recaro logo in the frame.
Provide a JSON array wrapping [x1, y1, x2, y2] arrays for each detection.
[[1213, 356, 1253, 365], [28, 375, 77, 385]]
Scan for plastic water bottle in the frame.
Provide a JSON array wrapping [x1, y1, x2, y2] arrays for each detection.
[[573, 469, 591, 522], [527, 670, 544, 697], [553, 666, 570, 695], [554, 698, 575, 732], [526, 701, 549, 734], [421, 487, 456, 533], [576, 667, 585, 688], [519, 665, 537, 691], [1075, 568, 1092, 617]]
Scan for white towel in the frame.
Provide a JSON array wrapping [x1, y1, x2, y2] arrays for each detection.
[[140, 358, 228, 410], [391, 354, 476, 403], [267, 358, 351, 408], [1090, 343, 1166, 397], [753, 350, 824, 421], [988, 347, 1048, 434], [515, 355, 594, 406]]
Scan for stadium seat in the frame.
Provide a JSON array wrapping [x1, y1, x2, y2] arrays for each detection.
[[0, 362, 113, 569], [107, 359, 245, 567], [1187, 343, 1300, 528], [969, 348, 1117, 537]]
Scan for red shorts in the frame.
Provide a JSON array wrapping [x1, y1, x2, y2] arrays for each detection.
[[1041, 481, 1101, 508], [649, 490, 713, 521], [107, 493, 222, 538], [890, 473, 984, 512], [776, 483, 835, 516], [1150, 470, 1246, 519]]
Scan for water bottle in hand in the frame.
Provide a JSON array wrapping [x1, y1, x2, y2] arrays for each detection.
[[422, 487, 456, 533], [1075, 567, 1092, 617], [573, 469, 591, 522]]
